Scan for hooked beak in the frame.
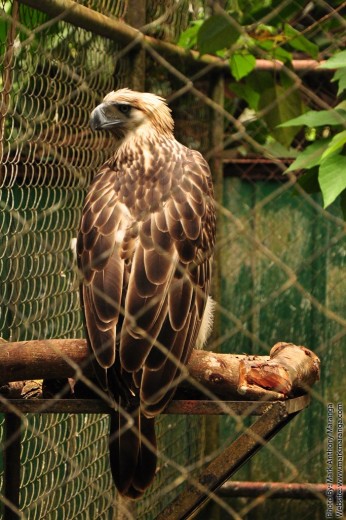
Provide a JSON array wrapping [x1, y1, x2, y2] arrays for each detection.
[[90, 103, 123, 131]]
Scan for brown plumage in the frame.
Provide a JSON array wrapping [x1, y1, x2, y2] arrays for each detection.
[[77, 88, 216, 498]]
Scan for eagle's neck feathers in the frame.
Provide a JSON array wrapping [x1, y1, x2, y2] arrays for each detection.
[[106, 133, 181, 217]]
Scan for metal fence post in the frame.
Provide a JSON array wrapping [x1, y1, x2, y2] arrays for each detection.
[[3, 413, 21, 520]]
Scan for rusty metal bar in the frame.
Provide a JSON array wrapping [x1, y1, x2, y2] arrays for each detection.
[[218, 481, 346, 500], [0, 396, 309, 519], [18, 0, 327, 74], [156, 397, 309, 519], [3, 414, 21, 520], [0, 395, 309, 415], [222, 157, 293, 181]]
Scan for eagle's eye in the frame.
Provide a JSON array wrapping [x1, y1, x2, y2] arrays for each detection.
[[117, 104, 131, 115]]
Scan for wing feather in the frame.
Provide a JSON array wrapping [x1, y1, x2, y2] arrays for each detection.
[[154, 210, 168, 232], [140, 308, 196, 414], [133, 246, 157, 297], [83, 285, 116, 367], [92, 256, 124, 323], [119, 147, 215, 415], [79, 138, 215, 427], [144, 248, 173, 285], [144, 315, 180, 369], [168, 277, 193, 331], [78, 171, 131, 369]]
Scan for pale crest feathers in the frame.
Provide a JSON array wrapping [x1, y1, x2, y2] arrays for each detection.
[[103, 88, 174, 136]]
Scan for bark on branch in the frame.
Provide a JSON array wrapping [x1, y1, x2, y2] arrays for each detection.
[[0, 339, 320, 401]]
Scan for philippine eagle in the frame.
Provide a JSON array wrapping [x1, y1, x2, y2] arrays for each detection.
[[77, 89, 216, 498]]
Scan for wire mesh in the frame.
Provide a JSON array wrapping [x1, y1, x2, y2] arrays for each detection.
[[20, 414, 114, 519], [0, 1, 125, 518], [0, 0, 345, 519]]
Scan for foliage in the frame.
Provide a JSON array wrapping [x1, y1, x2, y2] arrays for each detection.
[[177, 2, 325, 149], [281, 50, 346, 216], [177, 1, 346, 217]]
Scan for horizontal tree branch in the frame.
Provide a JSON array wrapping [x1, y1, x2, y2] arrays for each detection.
[[20, 0, 327, 74], [0, 339, 320, 401]]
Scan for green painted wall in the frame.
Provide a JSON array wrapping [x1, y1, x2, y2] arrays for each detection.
[[215, 177, 345, 519]]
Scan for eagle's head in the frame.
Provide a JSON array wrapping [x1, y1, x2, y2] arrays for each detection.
[[90, 88, 174, 139]]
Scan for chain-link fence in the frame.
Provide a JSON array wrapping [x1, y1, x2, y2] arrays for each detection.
[[0, 1, 345, 519]]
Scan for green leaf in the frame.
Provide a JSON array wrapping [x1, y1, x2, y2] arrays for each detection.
[[279, 109, 346, 128], [197, 15, 240, 55], [318, 154, 346, 208], [255, 23, 277, 36], [263, 139, 298, 158], [247, 71, 275, 92], [280, 69, 296, 90], [259, 84, 304, 147], [247, 0, 309, 27], [0, 2, 13, 51], [177, 20, 203, 49], [284, 24, 319, 59], [285, 139, 332, 172], [319, 50, 346, 70], [332, 68, 346, 96], [229, 53, 256, 80], [243, 118, 268, 145], [256, 39, 292, 62], [321, 130, 346, 160], [229, 82, 260, 110], [336, 100, 346, 111], [297, 168, 321, 194], [340, 190, 346, 220], [271, 46, 293, 63]]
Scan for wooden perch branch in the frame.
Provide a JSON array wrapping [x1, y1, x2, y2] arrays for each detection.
[[0, 339, 320, 401], [186, 342, 320, 399]]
